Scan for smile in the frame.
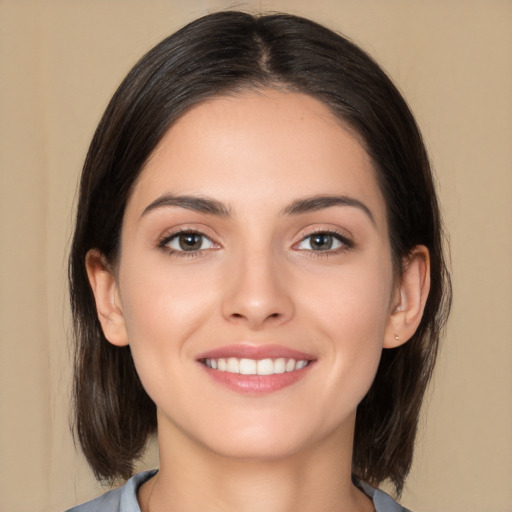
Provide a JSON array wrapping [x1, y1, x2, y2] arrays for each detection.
[[203, 357, 310, 375], [197, 345, 315, 394]]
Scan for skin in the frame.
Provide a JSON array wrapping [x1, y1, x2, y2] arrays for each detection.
[[87, 89, 430, 512]]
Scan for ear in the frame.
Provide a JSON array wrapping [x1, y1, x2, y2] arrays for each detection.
[[384, 245, 431, 349], [85, 249, 129, 347]]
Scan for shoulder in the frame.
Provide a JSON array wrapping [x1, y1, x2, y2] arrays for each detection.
[[357, 479, 413, 512], [64, 470, 157, 512]]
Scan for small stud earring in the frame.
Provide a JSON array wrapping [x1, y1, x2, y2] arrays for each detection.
[[394, 334, 399, 341]]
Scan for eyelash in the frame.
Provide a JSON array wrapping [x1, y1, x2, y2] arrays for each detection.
[[158, 229, 218, 258], [157, 228, 354, 258], [295, 229, 354, 257]]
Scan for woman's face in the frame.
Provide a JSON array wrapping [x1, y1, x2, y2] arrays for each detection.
[[107, 90, 400, 460]]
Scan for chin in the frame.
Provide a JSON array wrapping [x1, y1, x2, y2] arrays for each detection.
[[206, 434, 311, 462], [190, 412, 352, 464]]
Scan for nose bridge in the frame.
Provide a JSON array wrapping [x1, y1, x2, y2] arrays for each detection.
[[222, 240, 293, 328]]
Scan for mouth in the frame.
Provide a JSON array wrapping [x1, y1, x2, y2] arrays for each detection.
[[197, 344, 315, 394], [201, 357, 310, 375]]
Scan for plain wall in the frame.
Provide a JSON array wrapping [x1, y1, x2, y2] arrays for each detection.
[[0, 1, 511, 511]]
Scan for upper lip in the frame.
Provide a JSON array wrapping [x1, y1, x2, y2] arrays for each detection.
[[196, 344, 316, 361]]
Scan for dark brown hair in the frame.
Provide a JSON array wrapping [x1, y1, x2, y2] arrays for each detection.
[[69, 11, 451, 495]]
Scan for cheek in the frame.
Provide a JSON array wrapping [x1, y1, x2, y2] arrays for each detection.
[[116, 269, 216, 413], [119, 255, 215, 334], [116, 260, 219, 388], [304, 256, 393, 341], [300, 256, 393, 391]]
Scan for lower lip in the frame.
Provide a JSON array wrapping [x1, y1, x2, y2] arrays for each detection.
[[200, 363, 313, 395]]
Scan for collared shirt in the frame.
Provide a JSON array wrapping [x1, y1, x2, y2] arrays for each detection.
[[65, 470, 411, 512]]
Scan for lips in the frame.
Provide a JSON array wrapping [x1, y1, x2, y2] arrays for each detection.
[[197, 344, 315, 394]]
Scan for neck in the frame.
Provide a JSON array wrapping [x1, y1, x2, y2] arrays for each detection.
[[138, 415, 374, 512]]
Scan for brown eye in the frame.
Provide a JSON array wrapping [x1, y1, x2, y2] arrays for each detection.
[[309, 233, 335, 251], [164, 231, 216, 252], [178, 233, 203, 251], [296, 231, 351, 252]]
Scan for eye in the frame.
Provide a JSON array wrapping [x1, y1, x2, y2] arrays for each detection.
[[160, 230, 217, 253], [296, 231, 351, 252]]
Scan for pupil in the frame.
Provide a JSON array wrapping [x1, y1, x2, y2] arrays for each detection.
[[311, 233, 332, 250], [179, 233, 202, 251]]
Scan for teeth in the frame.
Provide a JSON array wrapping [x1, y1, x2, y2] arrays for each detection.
[[227, 357, 239, 373], [285, 358, 296, 372], [204, 357, 309, 375], [296, 360, 307, 370], [274, 358, 286, 374], [239, 358, 256, 375]]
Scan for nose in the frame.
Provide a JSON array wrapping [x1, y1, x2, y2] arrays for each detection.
[[221, 248, 295, 330]]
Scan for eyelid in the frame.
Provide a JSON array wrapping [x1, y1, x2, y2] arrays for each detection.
[[157, 227, 221, 256], [292, 227, 354, 253]]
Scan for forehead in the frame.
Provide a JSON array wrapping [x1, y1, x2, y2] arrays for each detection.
[[127, 89, 387, 226]]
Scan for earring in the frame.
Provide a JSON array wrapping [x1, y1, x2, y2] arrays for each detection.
[[394, 334, 399, 341]]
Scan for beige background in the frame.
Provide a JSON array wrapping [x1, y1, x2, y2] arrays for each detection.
[[1, 1, 511, 511]]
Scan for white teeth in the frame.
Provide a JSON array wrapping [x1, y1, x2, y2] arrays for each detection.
[[239, 358, 257, 375], [204, 357, 309, 375], [257, 358, 274, 375], [274, 358, 286, 374], [285, 358, 296, 372], [227, 357, 239, 373]]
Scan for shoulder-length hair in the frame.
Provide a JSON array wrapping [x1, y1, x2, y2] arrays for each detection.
[[69, 11, 451, 495]]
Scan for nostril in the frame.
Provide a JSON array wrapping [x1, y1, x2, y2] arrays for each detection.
[[229, 311, 281, 322]]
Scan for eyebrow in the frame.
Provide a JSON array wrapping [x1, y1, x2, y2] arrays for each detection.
[[141, 193, 374, 224], [282, 195, 375, 224], [141, 194, 231, 218]]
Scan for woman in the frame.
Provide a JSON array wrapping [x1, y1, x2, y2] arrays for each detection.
[[67, 11, 451, 512]]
